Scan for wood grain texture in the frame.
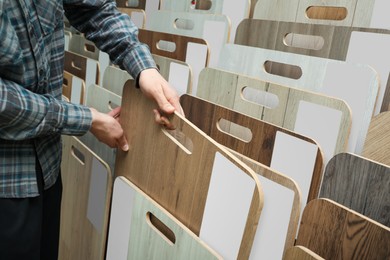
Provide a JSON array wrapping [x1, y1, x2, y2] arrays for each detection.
[[64, 50, 99, 87], [235, 19, 390, 114], [114, 81, 264, 259], [283, 246, 324, 260], [107, 177, 222, 259], [296, 198, 390, 259], [180, 94, 323, 202], [229, 152, 301, 259], [362, 111, 390, 166], [197, 67, 351, 162], [217, 44, 378, 155], [320, 152, 390, 227], [60, 136, 112, 260], [138, 29, 209, 66]]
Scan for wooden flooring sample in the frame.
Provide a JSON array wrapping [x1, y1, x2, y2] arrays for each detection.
[[283, 246, 324, 260], [296, 198, 390, 259], [197, 67, 351, 164], [180, 94, 323, 203], [115, 82, 264, 259], [320, 152, 390, 227], [106, 177, 222, 260], [363, 111, 390, 167], [62, 70, 85, 105], [217, 43, 378, 155], [235, 19, 390, 115], [102, 65, 132, 97], [60, 136, 112, 260], [230, 152, 301, 260]]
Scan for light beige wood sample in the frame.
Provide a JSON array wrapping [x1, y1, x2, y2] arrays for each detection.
[[62, 71, 85, 105], [106, 177, 222, 260], [102, 65, 133, 96], [296, 198, 390, 259], [230, 152, 301, 260], [217, 43, 378, 155], [138, 28, 210, 65], [320, 152, 390, 227], [148, 10, 230, 67], [114, 80, 264, 259], [283, 246, 324, 260], [197, 67, 351, 163], [363, 111, 390, 166], [234, 19, 390, 115], [60, 136, 112, 260], [152, 54, 193, 95]]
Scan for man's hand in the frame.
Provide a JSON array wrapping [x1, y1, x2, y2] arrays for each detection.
[[138, 68, 184, 129], [89, 107, 129, 152]]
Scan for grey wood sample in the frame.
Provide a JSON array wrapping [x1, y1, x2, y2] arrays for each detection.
[[320, 152, 390, 227]]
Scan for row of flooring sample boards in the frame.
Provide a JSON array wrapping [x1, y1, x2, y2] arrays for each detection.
[[60, 82, 390, 259]]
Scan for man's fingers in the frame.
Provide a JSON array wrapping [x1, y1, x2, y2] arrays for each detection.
[[118, 135, 129, 152]]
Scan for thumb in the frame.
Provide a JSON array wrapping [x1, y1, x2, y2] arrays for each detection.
[[118, 134, 129, 152]]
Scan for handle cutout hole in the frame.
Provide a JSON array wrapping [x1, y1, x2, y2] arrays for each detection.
[[156, 40, 177, 53], [126, 0, 139, 7], [241, 87, 279, 109], [84, 43, 96, 53], [306, 6, 347, 21], [147, 212, 176, 245], [217, 118, 253, 143], [174, 18, 195, 30], [71, 146, 85, 165], [63, 77, 69, 87], [71, 61, 82, 71], [264, 60, 302, 80], [108, 100, 120, 111], [162, 128, 193, 155], [283, 33, 324, 50], [195, 0, 212, 10]]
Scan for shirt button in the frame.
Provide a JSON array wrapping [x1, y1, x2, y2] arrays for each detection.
[[39, 69, 44, 76]]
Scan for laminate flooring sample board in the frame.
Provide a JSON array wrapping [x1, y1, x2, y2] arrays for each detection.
[[363, 111, 390, 166], [283, 246, 324, 260], [159, 0, 250, 42], [217, 43, 378, 155], [138, 28, 209, 94], [253, 0, 390, 27], [106, 177, 222, 260], [235, 19, 390, 114], [197, 67, 351, 164], [229, 152, 301, 260], [296, 198, 390, 259], [180, 94, 323, 203], [60, 136, 112, 260], [319, 152, 390, 227], [78, 84, 122, 171], [68, 34, 110, 85], [62, 70, 85, 105], [102, 65, 132, 97], [115, 82, 264, 259]]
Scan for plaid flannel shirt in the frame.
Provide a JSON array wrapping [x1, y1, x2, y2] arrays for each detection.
[[0, 0, 156, 198]]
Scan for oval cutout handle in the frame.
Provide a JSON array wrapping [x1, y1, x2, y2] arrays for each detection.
[[71, 145, 85, 165], [108, 100, 120, 111], [283, 33, 325, 51], [241, 86, 279, 109], [71, 60, 83, 71], [162, 128, 194, 155], [147, 212, 176, 245], [306, 6, 348, 21], [156, 40, 177, 53], [217, 118, 253, 143], [263, 60, 302, 80], [63, 77, 69, 87], [84, 43, 96, 53], [174, 18, 195, 30], [195, 0, 212, 10]]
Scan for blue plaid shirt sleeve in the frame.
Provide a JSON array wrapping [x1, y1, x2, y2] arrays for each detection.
[[64, 0, 156, 79]]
